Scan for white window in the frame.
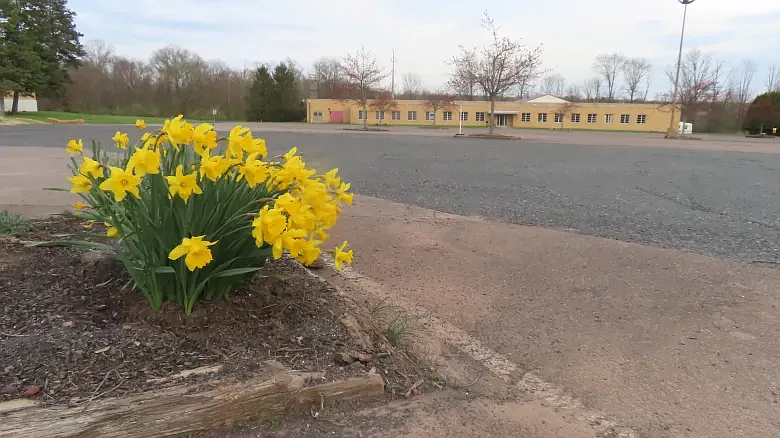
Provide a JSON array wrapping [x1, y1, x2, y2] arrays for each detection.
[[605, 114, 613, 124], [460, 112, 468, 121], [538, 113, 547, 123], [476, 112, 485, 122], [554, 113, 563, 123], [425, 111, 435, 121], [571, 113, 580, 123], [620, 114, 630, 124], [521, 113, 531, 123], [587, 113, 597, 124], [443, 111, 453, 121], [375, 110, 385, 120], [636, 114, 647, 124], [408, 111, 417, 121], [391, 111, 401, 121], [358, 110, 366, 120]]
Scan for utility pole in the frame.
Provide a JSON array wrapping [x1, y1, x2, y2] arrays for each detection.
[[666, 0, 696, 139], [391, 50, 396, 100]]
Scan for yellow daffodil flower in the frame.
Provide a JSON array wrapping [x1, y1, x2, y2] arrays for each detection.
[[82, 220, 95, 230], [199, 153, 228, 182], [68, 174, 92, 193], [78, 157, 104, 179], [275, 193, 315, 231], [334, 241, 354, 271], [112, 131, 130, 149], [71, 202, 88, 209], [127, 148, 160, 177], [238, 153, 269, 188], [227, 125, 252, 158], [98, 166, 142, 201], [166, 164, 202, 203], [336, 182, 353, 205], [296, 238, 322, 266], [66, 139, 83, 154], [192, 123, 217, 155], [245, 137, 267, 157], [166, 115, 194, 147], [322, 168, 341, 188], [168, 236, 217, 271], [271, 228, 308, 259], [251, 205, 287, 247], [104, 222, 119, 237], [135, 119, 147, 130]]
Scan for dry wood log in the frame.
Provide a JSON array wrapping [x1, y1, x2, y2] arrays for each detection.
[[0, 370, 384, 438]]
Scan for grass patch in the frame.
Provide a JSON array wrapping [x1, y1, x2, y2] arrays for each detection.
[[371, 298, 416, 345], [6, 111, 173, 125], [0, 210, 30, 236]]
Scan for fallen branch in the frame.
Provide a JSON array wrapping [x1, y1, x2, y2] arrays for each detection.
[[404, 379, 425, 398], [461, 373, 483, 388]]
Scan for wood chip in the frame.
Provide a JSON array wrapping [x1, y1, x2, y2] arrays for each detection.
[[146, 365, 223, 384], [93, 347, 110, 354]]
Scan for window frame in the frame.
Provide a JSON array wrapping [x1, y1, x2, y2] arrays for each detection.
[[521, 112, 531, 123], [460, 111, 468, 121], [636, 114, 647, 124], [605, 114, 613, 124], [443, 111, 453, 121], [408, 111, 417, 121], [476, 112, 486, 122], [571, 113, 581, 123], [358, 110, 366, 120], [538, 113, 547, 123], [587, 113, 597, 124], [620, 114, 631, 124], [554, 113, 563, 123], [391, 110, 401, 121], [375, 110, 385, 121], [425, 111, 435, 121]]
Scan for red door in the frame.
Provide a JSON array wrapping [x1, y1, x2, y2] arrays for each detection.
[[329, 111, 343, 123]]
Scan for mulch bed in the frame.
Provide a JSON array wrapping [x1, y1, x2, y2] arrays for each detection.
[[0, 218, 421, 408]]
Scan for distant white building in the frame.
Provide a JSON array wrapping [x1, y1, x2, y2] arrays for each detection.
[[1, 93, 39, 112]]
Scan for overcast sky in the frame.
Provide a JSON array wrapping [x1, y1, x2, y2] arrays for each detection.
[[70, 0, 780, 97]]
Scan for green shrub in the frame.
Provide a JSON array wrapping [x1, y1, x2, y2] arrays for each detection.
[[0, 210, 30, 236]]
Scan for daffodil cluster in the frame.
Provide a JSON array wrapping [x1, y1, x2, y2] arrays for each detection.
[[64, 116, 354, 315]]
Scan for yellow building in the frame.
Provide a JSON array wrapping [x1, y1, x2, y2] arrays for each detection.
[[306, 95, 679, 133]]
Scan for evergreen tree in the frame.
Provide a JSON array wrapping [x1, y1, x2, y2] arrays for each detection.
[[246, 62, 305, 122], [246, 65, 277, 122], [743, 91, 780, 135], [0, 0, 84, 113]]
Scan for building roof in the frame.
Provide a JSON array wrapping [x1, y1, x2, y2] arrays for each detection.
[[526, 94, 569, 104]]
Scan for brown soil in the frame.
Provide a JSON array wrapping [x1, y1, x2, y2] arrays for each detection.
[[0, 218, 425, 408]]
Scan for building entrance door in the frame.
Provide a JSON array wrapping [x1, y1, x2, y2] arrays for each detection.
[[495, 114, 507, 127]]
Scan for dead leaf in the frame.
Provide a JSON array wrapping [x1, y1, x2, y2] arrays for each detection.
[[93, 346, 110, 354]]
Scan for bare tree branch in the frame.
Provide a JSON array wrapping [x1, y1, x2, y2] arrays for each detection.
[[622, 58, 651, 102], [401, 73, 422, 99], [593, 53, 626, 102], [342, 47, 389, 129]]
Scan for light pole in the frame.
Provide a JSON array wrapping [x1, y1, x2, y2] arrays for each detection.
[[666, 0, 696, 138]]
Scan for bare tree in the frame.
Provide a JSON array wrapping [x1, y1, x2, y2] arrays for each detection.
[[593, 53, 626, 101], [665, 49, 722, 122], [447, 49, 478, 100], [584, 76, 602, 102], [540, 74, 566, 97], [423, 91, 455, 127], [555, 102, 577, 131], [622, 58, 651, 102], [342, 47, 389, 129], [766, 64, 780, 92], [730, 59, 757, 121], [449, 12, 543, 134], [312, 57, 344, 99], [564, 84, 582, 102], [369, 90, 398, 123], [401, 73, 422, 99]]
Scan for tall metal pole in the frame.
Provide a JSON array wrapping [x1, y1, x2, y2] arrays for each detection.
[[667, 0, 695, 138], [458, 103, 463, 135], [391, 50, 396, 100]]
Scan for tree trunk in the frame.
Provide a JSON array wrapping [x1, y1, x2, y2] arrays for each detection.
[[432, 108, 437, 127], [362, 103, 367, 129], [489, 98, 495, 135], [11, 91, 20, 115]]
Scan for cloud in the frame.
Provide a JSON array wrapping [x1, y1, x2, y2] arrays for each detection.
[[70, 0, 780, 95]]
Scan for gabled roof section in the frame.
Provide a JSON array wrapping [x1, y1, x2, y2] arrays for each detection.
[[526, 94, 569, 104]]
